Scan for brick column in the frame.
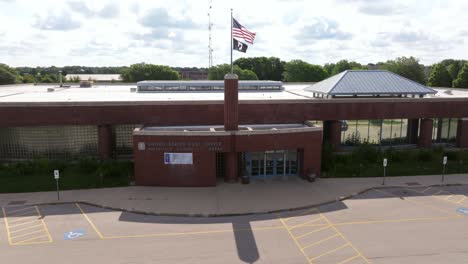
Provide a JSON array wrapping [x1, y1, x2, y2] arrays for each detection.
[[224, 74, 239, 183], [406, 119, 419, 144], [456, 118, 468, 148], [323, 120, 342, 151], [224, 74, 238, 131], [98, 124, 113, 159], [418, 118, 433, 148]]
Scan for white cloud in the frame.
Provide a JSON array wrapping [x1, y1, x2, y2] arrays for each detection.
[[33, 11, 81, 31], [0, 0, 466, 67]]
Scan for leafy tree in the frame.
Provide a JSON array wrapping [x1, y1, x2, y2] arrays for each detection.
[[66, 76, 81, 83], [283, 60, 328, 82], [323, 63, 335, 76], [453, 63, 468, 88], [0, 65, 18, 85], [234, 57, 284, 80], [208, 64, 258, 80], [0, 64, 24, 84], [447, 64, 460, 81], [381, 56, 426, 84], [22, 74, 36, 83], [323, 60, 366, 76], [40, 74, 55, 83], [121, 63, 180, 82], [427, 63, 452, 87]]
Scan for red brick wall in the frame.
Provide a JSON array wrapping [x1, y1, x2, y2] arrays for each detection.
[[2, 99, 468, 127], [133, 130, 322, 186]]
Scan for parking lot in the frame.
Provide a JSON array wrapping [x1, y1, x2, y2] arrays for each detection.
[[1, 184, 468, 264]]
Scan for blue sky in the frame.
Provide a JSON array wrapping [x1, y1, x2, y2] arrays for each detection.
[[0, 0, 467, 67]]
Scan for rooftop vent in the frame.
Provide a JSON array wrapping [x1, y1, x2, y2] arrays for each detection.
[[79, 80, 93, 88], [443, 89, 453, 95]]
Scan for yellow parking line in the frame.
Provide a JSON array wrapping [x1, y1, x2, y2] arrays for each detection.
[[8, 215, 37, 224], [9, 224, 44, 234], [10, 229, 45, 240], [288, 217, 324, 230], [13, 235, 49, 245], [34, 206, 53, 243], [278, 216, 312, 264], [432, 190, 443, 196], [295, 225, 331, 239], [334, 215, 461, 226], [421, 187, 432, 193], [5, 206, 35, 215], [6, 209, 36, 217], [2, 207, 13, 245], [75, 203, 106, 239], [339, 254, 361, 264], [283, 208, 319, 222], [104, 226, 285, 240], [320, 213, 371, 264], [374, 189, 456, 216], [456, 197, 467, 204], [309, 243, 350, 261], [301, 234, 339, 250], [444, 195, 453, 200], [8, 219, 39, 228]]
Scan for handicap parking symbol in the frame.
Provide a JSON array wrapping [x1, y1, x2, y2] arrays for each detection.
[[64, 228, 86, 240], [456, 207, 468, 216]]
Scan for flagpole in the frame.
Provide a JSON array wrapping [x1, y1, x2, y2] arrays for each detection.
[[230, 8, 233, 74]]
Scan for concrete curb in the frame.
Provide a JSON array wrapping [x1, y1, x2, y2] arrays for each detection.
[[11, 183, 464, 218]]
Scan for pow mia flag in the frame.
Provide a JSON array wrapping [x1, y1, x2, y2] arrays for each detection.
[[233, 38, 248, 53]]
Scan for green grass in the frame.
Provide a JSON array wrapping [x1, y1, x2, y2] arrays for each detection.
[[0, 158, 133, 193], [324, 146, 468, 178]]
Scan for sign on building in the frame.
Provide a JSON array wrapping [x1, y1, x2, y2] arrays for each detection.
[[164, 153, 193, 165]]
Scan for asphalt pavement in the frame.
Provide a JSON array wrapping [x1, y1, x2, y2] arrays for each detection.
[[1, 184, 468, 264]]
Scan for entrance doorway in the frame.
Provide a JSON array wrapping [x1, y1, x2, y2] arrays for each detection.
[[245, 150, 299, 179]]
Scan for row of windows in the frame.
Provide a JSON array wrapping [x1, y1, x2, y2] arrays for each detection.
[[340, 119, 459, 146], [137, 85, 282, 92], [0, 125, 139, 160]]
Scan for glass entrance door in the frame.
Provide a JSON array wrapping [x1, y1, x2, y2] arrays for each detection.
[[245, 150, 299, 179]]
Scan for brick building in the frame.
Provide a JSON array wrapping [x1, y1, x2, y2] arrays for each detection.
[[0, 70, 467, 187]]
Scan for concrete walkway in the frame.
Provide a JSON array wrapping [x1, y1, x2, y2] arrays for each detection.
[[1, 174, 467, 216]]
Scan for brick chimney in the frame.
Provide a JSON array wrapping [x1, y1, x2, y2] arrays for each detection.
[[223, 73, 239, 183], [224, 73, 239, 131]]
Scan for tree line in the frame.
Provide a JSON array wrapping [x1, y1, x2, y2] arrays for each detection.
[[1, 57, 467, 88]]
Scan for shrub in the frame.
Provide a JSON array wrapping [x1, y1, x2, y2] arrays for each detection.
[[352, 143, 380, 164], [417, 149, 433, 162]]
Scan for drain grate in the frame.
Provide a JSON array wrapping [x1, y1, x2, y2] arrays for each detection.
[[7, 200, 27, 206], [406, 182, 421, 186]]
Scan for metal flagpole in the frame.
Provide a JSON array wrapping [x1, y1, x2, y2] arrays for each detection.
[[230, 8, 233, 73]]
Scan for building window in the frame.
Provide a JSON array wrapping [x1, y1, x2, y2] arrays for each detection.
[[432, 118, 458, 143], [341, 119, 408, 146]]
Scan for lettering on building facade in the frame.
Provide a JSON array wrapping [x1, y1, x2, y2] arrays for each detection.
[[139, 141, 224, 152]]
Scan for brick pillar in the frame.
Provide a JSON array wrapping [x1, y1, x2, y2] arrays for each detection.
[[456, 118, 468, 148], [224, 74, 238, 131], [224, 74, 239, 182], [407, 119, 419, 144], [98, 124, 113, 159], [323, 120, 342, 151], [418, 118, 433, 148]]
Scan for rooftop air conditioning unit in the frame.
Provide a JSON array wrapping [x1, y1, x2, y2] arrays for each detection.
[[79, 80, 93, 88]]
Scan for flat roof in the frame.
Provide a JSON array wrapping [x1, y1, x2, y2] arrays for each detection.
[[0, 83, 467, 104]]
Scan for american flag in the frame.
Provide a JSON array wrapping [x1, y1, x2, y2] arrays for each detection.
[[232, 18, 256, 44]]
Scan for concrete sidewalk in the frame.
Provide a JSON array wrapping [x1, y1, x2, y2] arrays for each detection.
[[1, 174, 467, 216]]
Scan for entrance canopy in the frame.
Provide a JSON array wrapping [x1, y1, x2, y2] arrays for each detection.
[[305, 70, 437, 98]]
